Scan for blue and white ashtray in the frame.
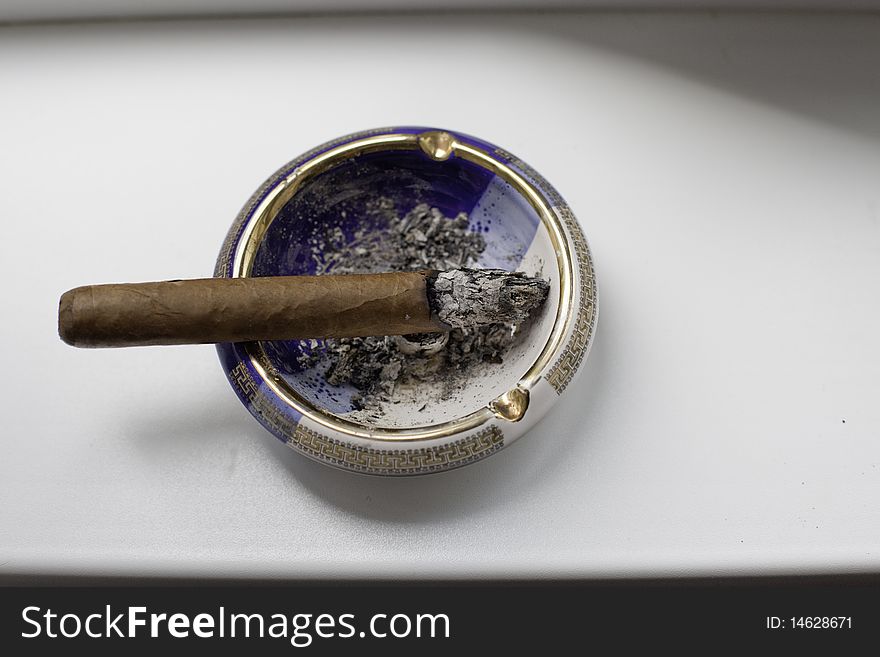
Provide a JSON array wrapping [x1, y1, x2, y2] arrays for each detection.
[[215, 127, 597, 476]]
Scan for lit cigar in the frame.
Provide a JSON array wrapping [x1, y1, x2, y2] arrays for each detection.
[[58, 268, 549, 348]]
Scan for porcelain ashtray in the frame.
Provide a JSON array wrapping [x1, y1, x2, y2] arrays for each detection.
[[215, 127, 598, 476]]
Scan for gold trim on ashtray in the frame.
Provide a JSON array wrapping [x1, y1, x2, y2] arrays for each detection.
[[489, 386, 530, 422], [231, 131, 575, 442], [418, 131, 456, 161]]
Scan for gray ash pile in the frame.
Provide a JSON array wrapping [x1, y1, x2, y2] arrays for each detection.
[[299, 201, 547, 419]]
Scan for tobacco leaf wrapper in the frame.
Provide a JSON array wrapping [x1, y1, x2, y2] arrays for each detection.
[[59, 273, 444, 348]]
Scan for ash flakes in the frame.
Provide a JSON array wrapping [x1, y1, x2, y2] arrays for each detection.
[[298, 201, 546, 422]]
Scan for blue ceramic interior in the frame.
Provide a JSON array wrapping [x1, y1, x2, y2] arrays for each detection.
[[251, 148, 544, 418]]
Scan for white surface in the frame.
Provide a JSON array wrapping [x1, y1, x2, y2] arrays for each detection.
[[1, 12, 879, 580]]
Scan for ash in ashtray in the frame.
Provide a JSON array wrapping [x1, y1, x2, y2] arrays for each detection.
[[299, 201, 547, 421]]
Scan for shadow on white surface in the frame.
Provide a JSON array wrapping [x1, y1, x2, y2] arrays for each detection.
[[519, 13, 880, 141], [124, 388, 256, 465]]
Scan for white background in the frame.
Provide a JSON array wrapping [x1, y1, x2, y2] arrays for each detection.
[[1, 11, 878, 580]]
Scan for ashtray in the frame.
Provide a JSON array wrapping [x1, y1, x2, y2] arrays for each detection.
[[215, 127, 598, 475]]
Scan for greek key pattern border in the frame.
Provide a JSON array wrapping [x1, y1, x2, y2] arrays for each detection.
[[229, 360, 505, 475], [545, 205, 597, 393], [495, 148, 598, 394], [290, 424, 505, 476], [230, 360, 299, 435]]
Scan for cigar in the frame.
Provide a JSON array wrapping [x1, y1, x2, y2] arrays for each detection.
[[58, 269, 550, 348]]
